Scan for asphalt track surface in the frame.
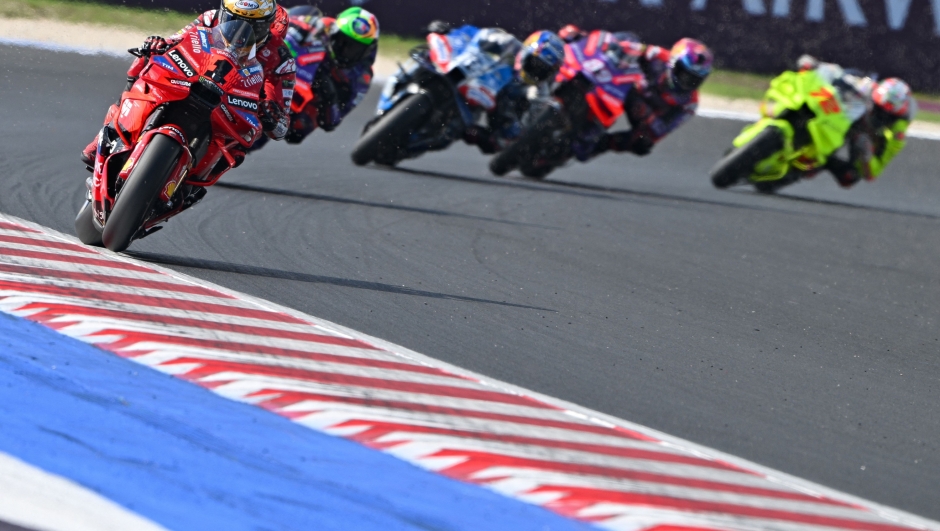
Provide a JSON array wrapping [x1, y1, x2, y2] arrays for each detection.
[[2, 45, 939, 522]]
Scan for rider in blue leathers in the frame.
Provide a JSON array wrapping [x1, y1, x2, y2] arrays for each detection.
[[381, 22, 564, 156]]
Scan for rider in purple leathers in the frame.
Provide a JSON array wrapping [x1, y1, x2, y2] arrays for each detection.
[[250, 5, 377, 151], [588, 36, 713, 159], [558, 26, 712, 161]]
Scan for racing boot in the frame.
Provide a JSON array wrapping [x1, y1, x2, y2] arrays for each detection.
[[80, 139, 98, 167], [81, 103, 121, 167]]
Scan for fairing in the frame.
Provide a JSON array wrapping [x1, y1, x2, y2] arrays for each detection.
[[92, 21, 264, 231]]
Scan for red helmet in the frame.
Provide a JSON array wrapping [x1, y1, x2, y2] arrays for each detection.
[[558, 24, 587, 43], [872, 78, 914, 118]]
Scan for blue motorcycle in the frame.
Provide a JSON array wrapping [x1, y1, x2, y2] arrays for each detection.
[[351, 26, 519, 166]]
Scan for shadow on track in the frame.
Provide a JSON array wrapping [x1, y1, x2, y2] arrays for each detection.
[[126, 251, 556, 312], [382, 165, 832, 217], [731, 189, 940, 220], [214, 181, 557, 230]]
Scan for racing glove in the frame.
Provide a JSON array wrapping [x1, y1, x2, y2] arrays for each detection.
[[259, 100, 289, 140], [141, 36, 169, 55]]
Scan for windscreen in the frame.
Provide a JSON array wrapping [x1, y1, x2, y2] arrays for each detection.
[[210, 20, 258, 64]]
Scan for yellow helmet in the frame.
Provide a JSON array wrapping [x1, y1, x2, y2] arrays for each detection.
[[220, 0, 277, 43]]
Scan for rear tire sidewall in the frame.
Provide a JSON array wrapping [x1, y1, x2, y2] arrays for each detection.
[[102, 134, 182, 253], [350, 93, 434, 166]]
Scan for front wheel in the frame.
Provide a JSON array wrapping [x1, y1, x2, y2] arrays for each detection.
[[74, 199, 103, 247], [709, 126, 785, 189], [350, 92, 434, 166], [102, 134, 182, 252]]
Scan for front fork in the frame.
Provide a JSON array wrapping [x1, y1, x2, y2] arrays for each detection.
[[93, 128, 193, 229]]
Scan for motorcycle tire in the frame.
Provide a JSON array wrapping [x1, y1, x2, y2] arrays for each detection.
[[102, 134, 182, 253], [350, 92, 434, 166], [490, 106, 561, 177], [74, 199, 103, 247], [519, 161, 553, 180], [709, 126, 785, 189]]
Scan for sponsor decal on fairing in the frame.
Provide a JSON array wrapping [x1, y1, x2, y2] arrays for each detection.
[[152, 55, 179, 74], [199, 29, 211, 53], [298, 52, 325, 67], [170, 79, 192, 87], [226, 95, 259, 111], [220, 104, 236, 122], [167, 50, 196, 78], [234, 109, 261, 129]]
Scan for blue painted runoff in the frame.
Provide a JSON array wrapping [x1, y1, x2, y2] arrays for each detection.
[[0, 311, 595, 531]]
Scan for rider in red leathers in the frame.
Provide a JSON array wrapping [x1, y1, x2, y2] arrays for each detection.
[[81, 0, 296, 170]]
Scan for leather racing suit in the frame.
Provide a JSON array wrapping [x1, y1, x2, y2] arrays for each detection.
[[797, 56, 911, 188], [586, 40, 698, 160], [381, 25, 526, 155], [168, 8, 296, 142], [282, 14, 376, 143]]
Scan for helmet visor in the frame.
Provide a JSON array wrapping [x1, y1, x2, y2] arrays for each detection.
[[523, 54, 556, 84], [219, 7, 272, 43], [673, 63, 705, 91], [213, 20, 257, 61], [331, 31, 370, 65]]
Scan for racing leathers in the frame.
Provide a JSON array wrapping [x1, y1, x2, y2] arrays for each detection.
[[589, 41, 698, 159], [452, 27, 534, 155], [168, 8, 296, 142], [797, 56, 911, 188], [81, 7, 296, 169], [283, 15, 375, 142], [387, 24, 526, 155]]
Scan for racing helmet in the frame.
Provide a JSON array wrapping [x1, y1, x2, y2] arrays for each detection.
[[558, 24, 586, 44], [286, 5, 323, 46], [219, 0, 278, 44], [515, 30, 565, 85], [872, 78, 914, 119], [329, 7, 379, 67], [669, 37, 713, 91]]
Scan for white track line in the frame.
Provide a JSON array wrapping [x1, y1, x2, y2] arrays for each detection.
[[0, 452, 168, 531]]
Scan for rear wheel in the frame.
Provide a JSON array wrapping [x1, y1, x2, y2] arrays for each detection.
[[490, 106, 563, 177], [709, 126, 785, 189], [351, 93, 434, 166], [102, 134, 182, 253], [74, 199, 103, 247]]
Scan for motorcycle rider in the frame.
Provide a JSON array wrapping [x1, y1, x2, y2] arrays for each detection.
[[262, 5, 379, 146], [463, 29, 567, 154], [794, 55, 915, 189], [390, 21, 564, 155], [80, 0, 296, 171], [587, 36, 713, 159]]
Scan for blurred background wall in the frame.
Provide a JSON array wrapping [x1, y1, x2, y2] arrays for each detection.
[[100, 0, 940, 91]]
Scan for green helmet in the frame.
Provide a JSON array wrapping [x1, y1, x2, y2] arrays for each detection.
[[329, 7, 379, 66]]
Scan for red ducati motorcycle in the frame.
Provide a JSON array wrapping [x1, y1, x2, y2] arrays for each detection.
[[76, 21, 265, 252]]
